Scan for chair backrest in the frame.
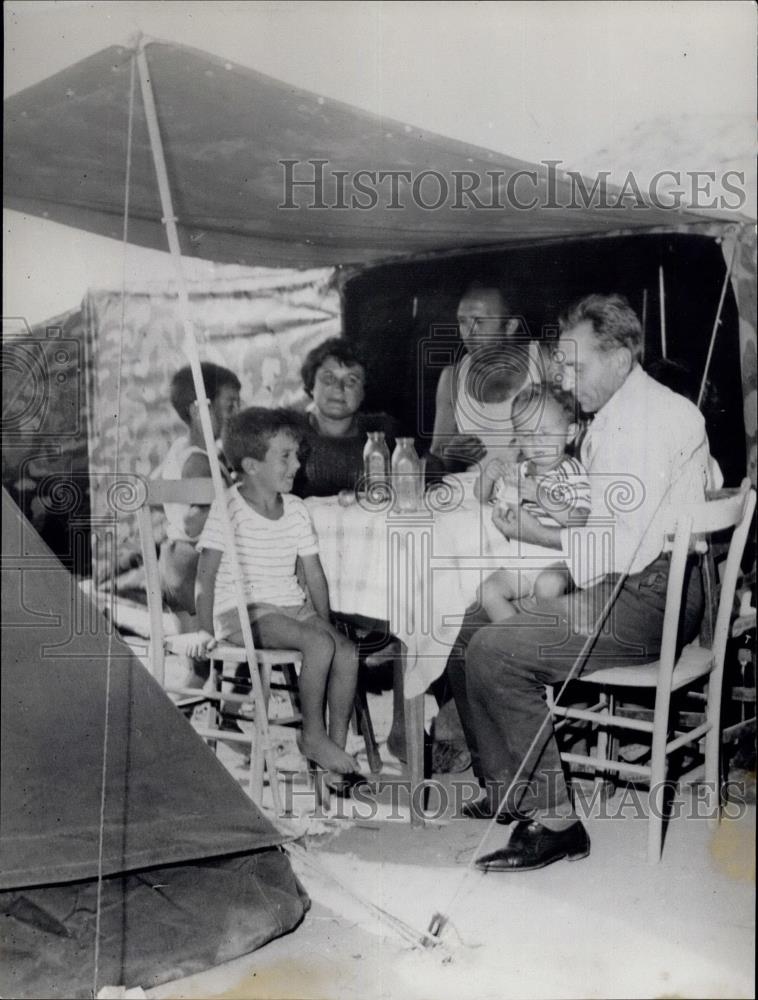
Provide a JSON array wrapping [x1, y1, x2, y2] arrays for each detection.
[[146, 478, 218, 505], [136, 478, 222, 684], [658, 479, 755, 688]]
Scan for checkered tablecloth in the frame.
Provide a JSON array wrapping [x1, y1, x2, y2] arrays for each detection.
[[307, 492, 559, 697]]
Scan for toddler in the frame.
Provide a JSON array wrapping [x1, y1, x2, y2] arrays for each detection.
[[476, 383, 591, 620]]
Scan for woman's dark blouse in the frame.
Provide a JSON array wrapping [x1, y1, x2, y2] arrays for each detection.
[[294, 411, 399, 498]]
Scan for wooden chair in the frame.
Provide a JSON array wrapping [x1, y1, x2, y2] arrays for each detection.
[[548, 479, 756, 863], [136, 477, 378, 806]]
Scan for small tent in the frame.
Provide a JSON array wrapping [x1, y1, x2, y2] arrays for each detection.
[[0, 489, 309, 998]]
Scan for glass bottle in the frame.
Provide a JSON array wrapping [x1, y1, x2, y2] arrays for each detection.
[[391, 437, 421, 511], [363, 431, 390, 488]]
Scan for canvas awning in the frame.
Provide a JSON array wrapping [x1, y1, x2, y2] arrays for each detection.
[[3, 40, 726, 270], [3, 39, 756, 479]]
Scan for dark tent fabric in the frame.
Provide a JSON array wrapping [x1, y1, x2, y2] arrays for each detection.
[[0, 486, 288, 885], [0, 853, 308, 999], [0, 488, 309, 996], [3, 41, 715, 270]]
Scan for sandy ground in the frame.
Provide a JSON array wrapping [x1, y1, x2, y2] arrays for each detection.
[[149, 798, 756, 1000], [144, 674, 755, 1000]]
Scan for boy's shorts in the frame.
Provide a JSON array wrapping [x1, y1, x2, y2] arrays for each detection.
[[215, 596, 317, 643]]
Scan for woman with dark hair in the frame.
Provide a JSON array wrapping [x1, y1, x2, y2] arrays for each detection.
[[293, 337, 400, 498]]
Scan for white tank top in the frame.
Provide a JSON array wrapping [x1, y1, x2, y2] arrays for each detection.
[[159, 438, 208, 543], [454, 341, 544, 467]]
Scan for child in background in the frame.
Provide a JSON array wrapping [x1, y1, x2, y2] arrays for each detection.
[[159, 363, 241, 611], [159, 362, 241, 687], [476, 383, 591, 620], [185, 407, 363, 785]]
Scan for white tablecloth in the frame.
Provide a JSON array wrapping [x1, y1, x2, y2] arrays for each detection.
[[307, 493, 559, 697]]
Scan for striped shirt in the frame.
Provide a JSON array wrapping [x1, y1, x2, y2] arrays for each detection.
[[197, 486, 319, 619], [494, 455, 591, 527]]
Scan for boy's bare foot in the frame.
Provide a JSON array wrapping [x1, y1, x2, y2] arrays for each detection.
[[302, 734, 361, 776]]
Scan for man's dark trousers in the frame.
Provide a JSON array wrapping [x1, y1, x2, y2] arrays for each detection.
[[461, 554, 703, 815]]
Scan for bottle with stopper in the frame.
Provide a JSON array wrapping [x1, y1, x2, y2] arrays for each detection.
[[391, 437, 423, 511], [363, 430, 390, 490]]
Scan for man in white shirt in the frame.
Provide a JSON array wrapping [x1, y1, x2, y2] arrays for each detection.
[[465, 293, 713, 871]]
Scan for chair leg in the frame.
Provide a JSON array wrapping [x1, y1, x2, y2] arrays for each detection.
[[703, 678, 722, 826], [307, 761, 331, 812], [246, 726, 257, 800], [205, 667, 223, 754], [250, 725, 266, 802], [333, 617, 384, 774], [397, 643, 426, 827], [353, 668, 382, 774], [647, 716, 670, 865], [593, 692, 616, 804], [593, 692, 610, 800], [405, 693, 426, 826]]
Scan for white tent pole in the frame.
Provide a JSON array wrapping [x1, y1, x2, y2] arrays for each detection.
[[658, 265, 667, 359], [135, 43, 282, 814]]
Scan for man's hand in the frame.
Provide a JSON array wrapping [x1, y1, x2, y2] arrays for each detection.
[[492, 503, 562, 550], [519, 469, 539, 502], [441, 434, 487, 468], [492, 503, 519, 539], [485, 457, 511, 484], [178, 629, 218, 659]]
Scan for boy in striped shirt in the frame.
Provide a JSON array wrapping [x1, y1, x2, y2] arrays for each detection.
[[476, 383, 591, 621], [185, 407, 362, 785]]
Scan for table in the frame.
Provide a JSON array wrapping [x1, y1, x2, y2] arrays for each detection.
[[306, 487, 560, 821], [308, 488, 561, 694]]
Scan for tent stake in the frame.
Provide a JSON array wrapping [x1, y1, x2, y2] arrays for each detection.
[[134, 42, 282, 816]]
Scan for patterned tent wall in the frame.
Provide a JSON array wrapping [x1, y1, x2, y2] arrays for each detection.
[[84, 267, 340, 583], [1, 309, 92, 572]]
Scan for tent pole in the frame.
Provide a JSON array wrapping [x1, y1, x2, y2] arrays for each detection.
[[698, 236, 738, 410], [641, 288, 648, 362], [658, 265, 667, 359], [135, 43, 282, 816]]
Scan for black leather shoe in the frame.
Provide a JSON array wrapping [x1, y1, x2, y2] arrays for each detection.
[[475, 820, 590, 871], [460, 795, 524, 825]]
